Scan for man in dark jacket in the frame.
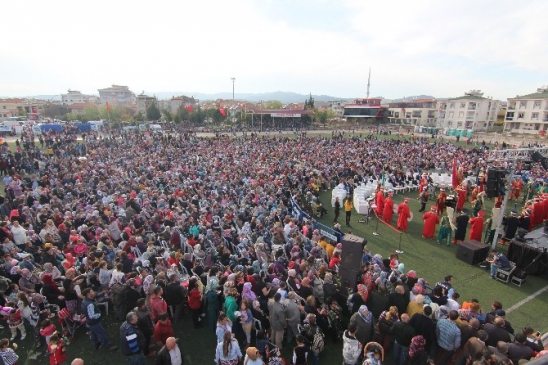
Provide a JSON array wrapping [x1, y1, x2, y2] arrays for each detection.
[[120, 312, 146, 365], [81, 288, 118, 351], [155, 337, 183, 365], [390, 313, 415, 365], [163, 274, 186, 323], [409, 306, 436, 356]]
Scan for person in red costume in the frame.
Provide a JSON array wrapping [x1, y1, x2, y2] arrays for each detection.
[[436, 188, 447, 215], [509, 177, 523, 201], [397, 198, 412, 232], [468, 210, 484, 242], [418, 173, 428, 196], [375, 187, 385, 217], [382, 191, 395, 224], [455, 184, 467, 212], [422, 206, 440, 239]]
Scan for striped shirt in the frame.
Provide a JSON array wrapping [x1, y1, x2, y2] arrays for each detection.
[[436, 319, 461, 351], [0, 348, 19, 365]]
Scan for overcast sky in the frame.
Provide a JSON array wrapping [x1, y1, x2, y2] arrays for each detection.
[[2, 0, 547, 100]]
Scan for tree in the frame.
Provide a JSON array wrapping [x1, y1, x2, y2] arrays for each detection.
[[305, 93, 315, 109], [162, 109, 173, 122], [264, 100, 283, 109], [174, 114, 181, 124], [146, 102, 161, 121], [135, 111, 145, 122], [81, 106, 101, 122], [43, 104, 68, 119]]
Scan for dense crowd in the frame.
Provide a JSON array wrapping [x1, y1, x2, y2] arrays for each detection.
[[0, 130, 545, 365]]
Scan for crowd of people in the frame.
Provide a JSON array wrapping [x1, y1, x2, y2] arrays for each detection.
[[0, 129, 544, 365]]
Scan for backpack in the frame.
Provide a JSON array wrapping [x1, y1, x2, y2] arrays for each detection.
[[110, 283, 126, 306], [311, 327, 325, 354]]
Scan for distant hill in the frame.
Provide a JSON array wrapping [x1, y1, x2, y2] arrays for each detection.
[[391, 95, 435, 102], [153, 91, 347, 103], [9, 91, 349, 103]]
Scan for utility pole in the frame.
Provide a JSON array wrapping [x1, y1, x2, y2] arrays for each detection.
[[366, 67, 371, 99], [230, 77, 235, 101]]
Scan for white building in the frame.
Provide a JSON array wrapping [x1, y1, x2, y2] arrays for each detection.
[[136, 94, 158, 115], [327, 100, 345, 119], [504, 86, 548, 135], [98, 85, 136, 106], [437, 90, 499, 132], [388, 99, 438, 126], [61, 90, 99, 105]]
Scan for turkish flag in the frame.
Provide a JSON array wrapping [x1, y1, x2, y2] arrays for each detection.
[[185, 105, 194, 113], [452, 156, 458, 189], [218, 107, 226, 117]]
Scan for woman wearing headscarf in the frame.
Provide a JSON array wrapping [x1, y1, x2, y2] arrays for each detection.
[[41, 273, 65, 308], [349, 284, 369, 315], [349, 305, 376, 347], [18, 268, 40, 295], [206, 277, 221, 332], [241, 282, 256, 304]]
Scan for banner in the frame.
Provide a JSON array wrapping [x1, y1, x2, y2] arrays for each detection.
[[271, 113, 301, 118], [290, 198, 343, 242]]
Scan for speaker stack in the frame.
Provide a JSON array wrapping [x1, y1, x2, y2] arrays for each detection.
[[339, 234, 367, 290], [455, 240, 490, 265]]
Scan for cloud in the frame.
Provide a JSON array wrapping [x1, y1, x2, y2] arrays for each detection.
[[0, 0, 546, 100]]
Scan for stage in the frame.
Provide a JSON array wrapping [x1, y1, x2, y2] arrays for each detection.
[[507, 228, 548, 278]]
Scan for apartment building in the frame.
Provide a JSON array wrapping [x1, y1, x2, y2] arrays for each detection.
[[61, 90, 99, 105], [505, 86, 548, 134], [97, 85, 136, 106], [437, 90, 499, 132], [388, 99, 438, 126]]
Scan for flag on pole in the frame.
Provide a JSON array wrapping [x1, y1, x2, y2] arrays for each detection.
[[452, 156, 458, 189], [218, 107, 226, 117], [185, 105, 194, 113], [106, 102, 111, 112]]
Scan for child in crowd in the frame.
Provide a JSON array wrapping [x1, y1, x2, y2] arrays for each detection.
[[48, 334, 67, 365], [0, 338, 19, 365], [239, 301, 254, 347], [5, 303, 25, 341], [40, 319, 57, 344]]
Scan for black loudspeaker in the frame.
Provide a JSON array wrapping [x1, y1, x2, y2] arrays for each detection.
[[341, 234, 366, 271], [339, 267, 360, 291], [456, 240, 490, 265], [487, 170, 497, 179]]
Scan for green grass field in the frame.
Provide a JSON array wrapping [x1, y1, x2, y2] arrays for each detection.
[[1, 134, 547, 365]]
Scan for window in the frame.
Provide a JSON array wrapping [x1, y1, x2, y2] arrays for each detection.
[[449, 111, 454, 118], [450, 103, 455, 108], [532, 113, 539, 120], [394, 112, 399, 118], [458, 112, 464, 118], [520, 101, 527, 108], [534, 101, 541, 109], [518, 113, 524, 119], [406, 112, 411, 118], [460, 103, 465, 108]]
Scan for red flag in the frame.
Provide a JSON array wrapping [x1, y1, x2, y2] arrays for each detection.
[[106, 102, 111, 112], [452, 156, 458, 189], [185, 105, 194, 113], [218, 107, 226, 117]]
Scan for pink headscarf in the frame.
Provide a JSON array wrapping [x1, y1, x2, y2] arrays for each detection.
[[242, 282, 256, 302]]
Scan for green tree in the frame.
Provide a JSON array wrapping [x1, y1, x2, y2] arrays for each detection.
[[305, 93, 315, 109], [264, 100, 283, 109], [162, 109, 173, 122], [64, 112, 79, 121], [43, 104, 68, 119], [174, 114, 181, 124], [135, 111, 145, 122], [146, 102, 161, 121], [81, 106, 101, 122]]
